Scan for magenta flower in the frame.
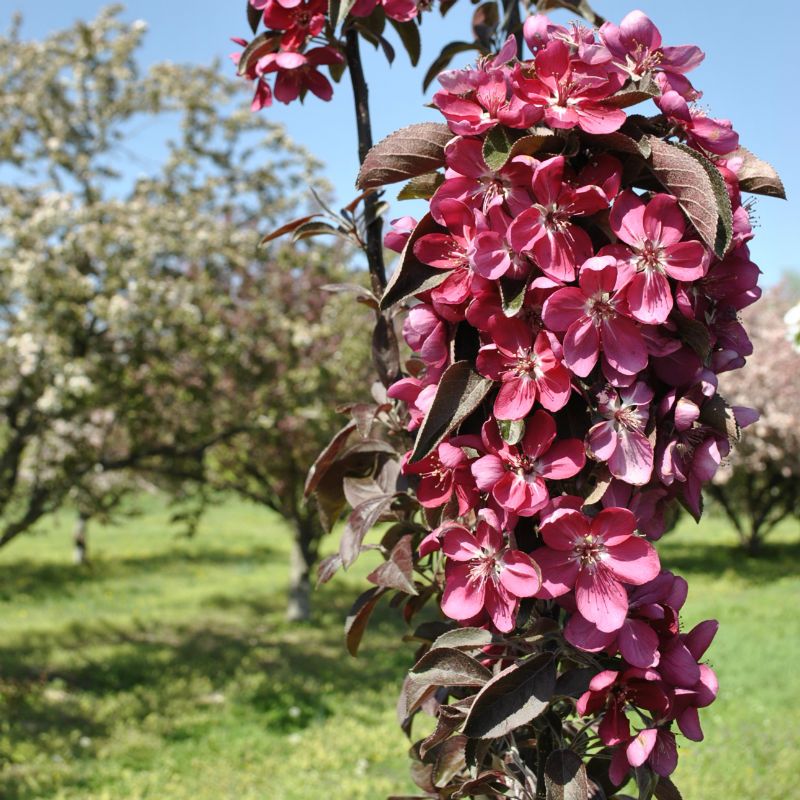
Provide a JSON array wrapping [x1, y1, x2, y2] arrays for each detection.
[[588, 382, 654, 485], [431, 137, 534, 224], [477, 317, 571, 419], [402, 438, 480, 515], [471, 411, 585, 517], [257, 46, 343, 104], [577, 668, 669, 747], [434, 73, 543, 136], [533, 507, 660, 632], [387, 377, 436, 432], [656, 88, 739, 156], [414, 199, 478, 305], [600, 10, 704, 79], [350, 0, 418, 22], [542, 255, 647, 377], [514, 39, 626, 134], [259, 0, 326, 49], [508, 157, 608, 282], [609, 190, 710, 324], [384, 216, 418, 253], [440, 510, 541, 632], [469, 206, 532, 282]]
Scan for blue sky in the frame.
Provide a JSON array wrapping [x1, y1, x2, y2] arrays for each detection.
[[4, 0, 796, 283]]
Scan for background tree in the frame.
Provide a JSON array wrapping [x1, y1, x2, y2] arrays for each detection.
[[712, 281, 800, 554], [0, 8, 373, 612]]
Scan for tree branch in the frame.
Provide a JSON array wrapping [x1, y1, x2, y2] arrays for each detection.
[[345, 28, 386, 296]]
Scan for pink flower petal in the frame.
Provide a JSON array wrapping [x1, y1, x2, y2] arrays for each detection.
[[604, 536, 661, 585], [532, 546, 580, 597], [441, 562, 486, 620], [576, 566, 629, 632], [626, 728, 657, 768], [499, 550, 541, 597], [618, 618, 660, 668]]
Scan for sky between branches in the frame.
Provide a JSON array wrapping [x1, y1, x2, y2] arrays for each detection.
[[8, 0, 796, 284]]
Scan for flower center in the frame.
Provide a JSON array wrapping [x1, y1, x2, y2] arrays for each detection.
[[636, 240, 665, 274], [573, 534, 607, 567], [586, 292, 616, 324], [542, 203, 570, 233], [512, 348, 540, 378]]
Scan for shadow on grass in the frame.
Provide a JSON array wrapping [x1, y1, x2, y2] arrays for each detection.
[[658, 536, 800, 584], [0, 542, 279, 603], [0, 582, 414, 799]]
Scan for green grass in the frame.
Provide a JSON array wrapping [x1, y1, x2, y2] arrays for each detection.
[[0, 497, 798, 799]]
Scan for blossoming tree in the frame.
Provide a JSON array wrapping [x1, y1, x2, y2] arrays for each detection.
[[239, 1, 787, 796], [0, 8, 373, 619], [710, 283, 800, 554]]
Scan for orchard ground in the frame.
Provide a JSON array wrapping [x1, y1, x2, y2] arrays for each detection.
[[0, 496, 798, 800]]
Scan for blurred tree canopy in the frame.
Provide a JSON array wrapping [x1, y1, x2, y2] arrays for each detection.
[[0, 6, 373, 614], [712, 280, 800, 553]]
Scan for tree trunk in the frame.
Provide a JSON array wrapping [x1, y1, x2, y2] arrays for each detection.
[[73, 512, 89, 565], [286, 518, 319, 622]]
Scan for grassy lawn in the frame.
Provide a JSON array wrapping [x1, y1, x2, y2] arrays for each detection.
[[0, 496, 798, 799]]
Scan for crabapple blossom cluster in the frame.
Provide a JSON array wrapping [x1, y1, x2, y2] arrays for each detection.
[[379, 10, 768, 788], [234, 0, 423, 110]]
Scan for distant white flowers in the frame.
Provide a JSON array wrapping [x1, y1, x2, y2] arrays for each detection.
[[785, 302, 800, 352]]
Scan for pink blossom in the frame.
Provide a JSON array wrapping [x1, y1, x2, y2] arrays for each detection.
[[600, 11, 704, 78], [508, 156, 607, 282], [533, 507, 660, 632], [587, 382, 654, 485], [384, 216, 418, 253], [402, 438, 480, 515], [440, 510, 541, 632], [471, 411, 585, 516], [656, 87, 739, 156], [542, 255, 647, 377], [431, 137, 534, 223], [476, 317, 571, 418], [387, 377, 436, 431], [259, 0, 327, 49], [434, 73, 544, 136], [514, 40, 626, 134], [257, 46, 343, 104], [577, 668, 669, 746], [609, 190, 710, 323], [350, 0, 418, 22]]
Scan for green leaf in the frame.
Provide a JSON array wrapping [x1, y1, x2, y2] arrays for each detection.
[[463, 653, 556, 739], [410, 361, 493, 463], [398, 172, 445, 200], [380, 213, 450, 309], [389, 18, 421, 66], [498, 276, 527, 316], [357, 123, 453, 190], [423, 41, 482, 92], [483, 125, 517, 171], [545, 749, 589, 800], [497, 418, 525, 445], [645, 137, 733, 258], [731, 146, 787, 199]]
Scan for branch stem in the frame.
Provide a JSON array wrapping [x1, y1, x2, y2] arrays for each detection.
[[345, 28, 387, 296]]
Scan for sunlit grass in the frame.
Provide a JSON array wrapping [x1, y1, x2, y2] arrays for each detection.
[[0, 496, 797, 799]]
